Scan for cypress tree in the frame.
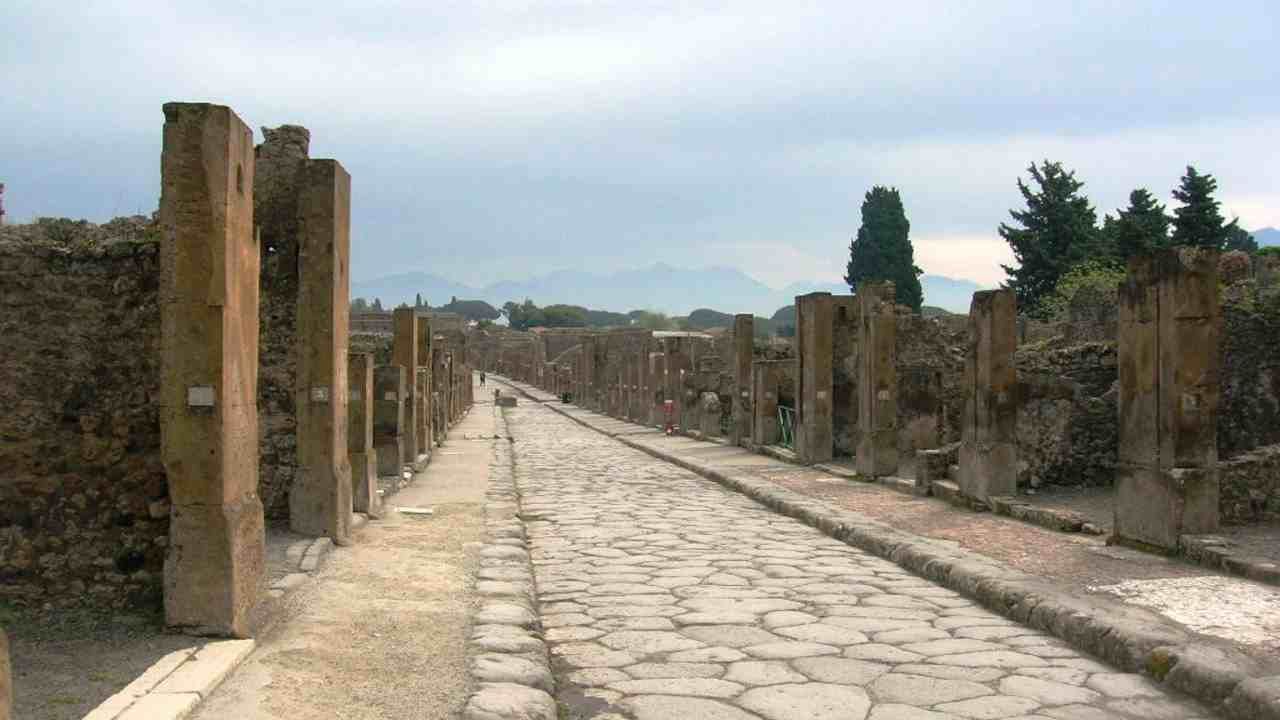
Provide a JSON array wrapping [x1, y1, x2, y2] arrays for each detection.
[[844, 186, 923, 312], [1112, 188, 1171, 259]]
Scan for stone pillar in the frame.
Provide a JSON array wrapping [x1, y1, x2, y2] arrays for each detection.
[[856, 282, 898, 477], [753, 361, 781, 446], [348, 353, 379, 516], [373, 365, 405, 477], [796, 293, 834, 463], [392, 308, 419, 466], [958, 289, 1017, 501], [291, 160, 352, 543], [1, 628, 10, 720], [416, 317, 433, 455], [1115, 248, 1221, 550], [648, 352, 664, 426], [732, 314, 754, 445], [159, 102, 265, 637]]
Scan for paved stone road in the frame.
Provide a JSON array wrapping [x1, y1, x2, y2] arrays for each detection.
[[507, 403, 1217, 720]]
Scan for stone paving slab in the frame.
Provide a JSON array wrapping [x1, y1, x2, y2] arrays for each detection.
[[497, 394, 1225, 720]]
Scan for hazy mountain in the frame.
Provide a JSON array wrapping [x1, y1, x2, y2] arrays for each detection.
[[1254, 227, 1280, 247], [352, 264, 989, 316]]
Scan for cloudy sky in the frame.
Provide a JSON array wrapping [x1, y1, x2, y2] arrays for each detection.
[[3, 1, 1277, 288]]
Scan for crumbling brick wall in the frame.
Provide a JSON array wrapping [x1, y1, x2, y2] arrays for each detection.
[[0, 226, 167, 609]]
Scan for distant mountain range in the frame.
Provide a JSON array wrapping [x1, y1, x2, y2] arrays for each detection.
[[352, 263, 987, 315], [353, 228, 1277, 316]]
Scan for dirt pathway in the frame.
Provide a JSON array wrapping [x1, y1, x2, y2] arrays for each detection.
[[191, 380, 494, 720]]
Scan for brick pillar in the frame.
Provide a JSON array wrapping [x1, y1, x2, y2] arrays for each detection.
[[348, 352, 379, 516], [732, 314, 754, 446], [392, 308, 419, 467], [796, 293, 834, 463], [159, 102, 265, 637], [753, 361, 781, 446], [291, 160, 352, 543], [417, 317, 433, 455], [958, 289, 1017, 501], [373, 365, 405, 477], [1115, 248, 1221, 550], [856, 282, 898, 477]]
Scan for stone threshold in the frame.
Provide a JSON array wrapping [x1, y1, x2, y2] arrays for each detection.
[[495, 377, 1280, 720], [82, 640, 254, 720], [1181, 534, 1280, 586]]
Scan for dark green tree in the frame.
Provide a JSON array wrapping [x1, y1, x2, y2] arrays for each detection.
[[843, 186, 923, 312], [1171, 166, 1238, 249], [1111, 188, 1171, 259], [414, 292, 423, 308], [1224, 225, 1257, 253], [999, 161, 1100, 315]]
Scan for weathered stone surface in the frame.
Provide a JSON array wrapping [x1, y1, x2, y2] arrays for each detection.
[[739, 682, 872, 720], [793, 657, 890, 685], [607, 678, 743, 698], [856, 282, 898, 477], [958, 289, 1017, 501], [723, 660, 808, 686], [623, 695, 758, 720], [870, 673, 993, 705], [463, 682, 556, 720], [159, 102, 265, 637], [472, 654, 554, 693], [347, 353, 380, 515]]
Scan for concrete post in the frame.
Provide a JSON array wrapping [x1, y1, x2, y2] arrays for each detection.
[[159, 102, 265, 637], [796, 293, 834, 463], [856, 282, 898, 477], [1115, 248, 1221, 550], [417, 317, 433, 454], [291, 160, 352, 543], [348, 353, 379, 516], [392, 308, 419, 467], [372, 365, 405, 477], [958, 289, 1017, 501], [732, 314, 754, 445]]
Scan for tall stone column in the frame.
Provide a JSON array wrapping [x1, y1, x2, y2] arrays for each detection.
[[796, 293, 834, 463], [732, 314, 754, 446], [291, 160, 352, 543], [958, 289, 1017, 501], [1115, 248, 1221, 550], [648, 352, 664, 426], [856, 282, 898, 477], [416, 316, 433, 456], [159, 102, 265, 637], [372, 366, 405, 477], [752, 360, 783, 446], [1, 628, 11, 720], [348, 353, 379, 516], [392, 308, 419, 467]]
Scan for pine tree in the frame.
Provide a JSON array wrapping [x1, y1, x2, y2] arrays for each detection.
[[1112, 188, 1171, 259], [999, 161, 1100, 315], [1225, 226, 1257, 253], [1171, 166, 1238, 249], [843, 186, 923, 312], [415, 292, 423, 308]]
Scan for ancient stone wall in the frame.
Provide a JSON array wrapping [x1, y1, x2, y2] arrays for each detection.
[[0, 234, 167, 609], [1220, 442, 1280, 524], [255, 126, 308, 523]]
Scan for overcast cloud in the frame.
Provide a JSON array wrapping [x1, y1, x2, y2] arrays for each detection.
[[3, 1, 1277, 288]]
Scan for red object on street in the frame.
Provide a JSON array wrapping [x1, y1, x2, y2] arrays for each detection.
[[663, 399, 675, 435]]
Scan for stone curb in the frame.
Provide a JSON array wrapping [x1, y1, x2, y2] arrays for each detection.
[[495, 378, 1280, 720], [82, 639, 255, 720], [1182, 533, 1280, 587], [461, 407, 558, 720]]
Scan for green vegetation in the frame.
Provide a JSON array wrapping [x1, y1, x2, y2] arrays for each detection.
[[1171, 166, 1241, 249], [1035, 261, 1127, 322], [844, 186, 923, 312]]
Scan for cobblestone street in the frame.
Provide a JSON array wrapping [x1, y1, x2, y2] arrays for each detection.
[[505, 402, 1217, 720]]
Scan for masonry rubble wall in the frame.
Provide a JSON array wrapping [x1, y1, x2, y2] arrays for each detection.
[[0, 229, 167, 609], [255, 125, 309, 524]]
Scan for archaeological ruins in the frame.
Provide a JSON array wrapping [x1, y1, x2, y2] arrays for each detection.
[[1, 101, 1278, 720]]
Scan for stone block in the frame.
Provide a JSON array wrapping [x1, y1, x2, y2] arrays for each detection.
[[159, 101, 265, 638], [373, 365, 406, 477], [856, 283, 898, 477], [796, 292, 834, 463], [1115, 249, 1221, 550], [958, 288, 1018, 501], [152, 639, 255, 698], [348, 353, 379, 516], [732, 314, 754, 445], [392, 308, 419, 465], [291, 159, 352, 542]]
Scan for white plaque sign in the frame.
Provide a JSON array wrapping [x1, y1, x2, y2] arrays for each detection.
[[187, 386, 215, 407], [311, 386, 330, 403]]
